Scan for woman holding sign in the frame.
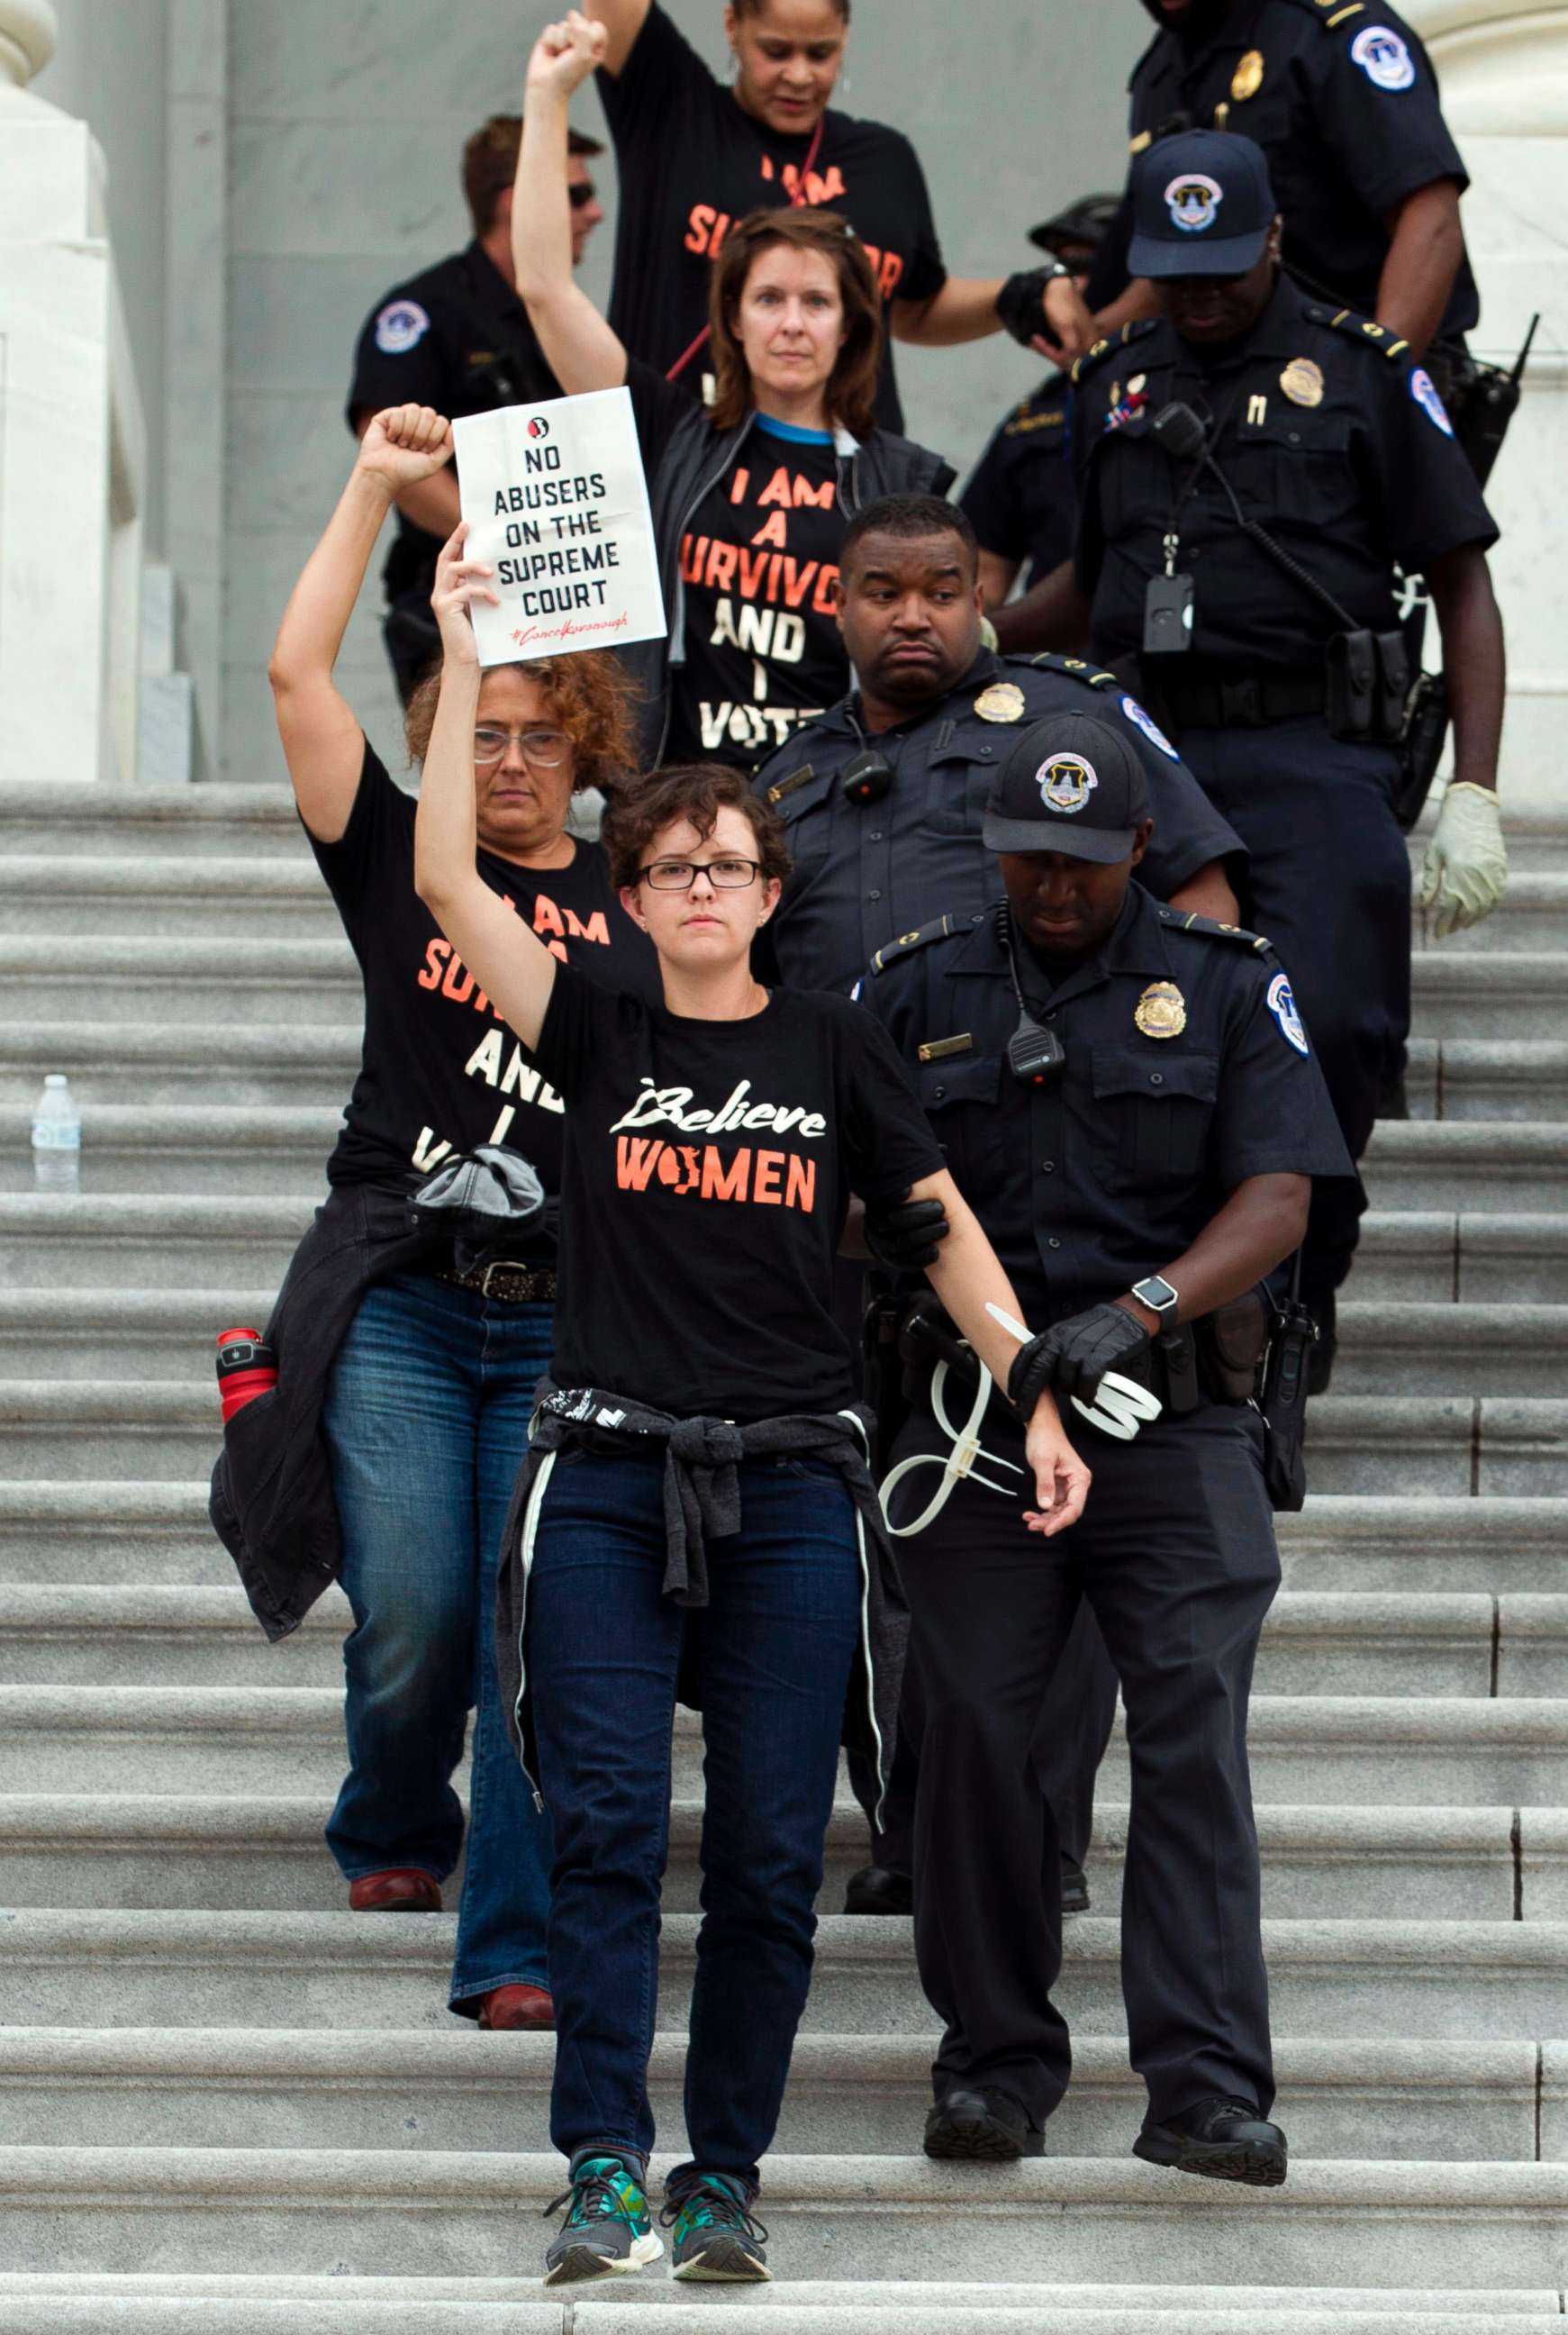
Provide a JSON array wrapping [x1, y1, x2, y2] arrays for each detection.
[[514, 11, 953, 773], [219, 401, 657, 2035], [414, 520, 1091, 2284], [581, 0, 1094, 432]]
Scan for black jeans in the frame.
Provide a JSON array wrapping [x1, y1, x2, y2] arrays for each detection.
[[526, 1447, 862, 2186], [891, 1395, 1280, 2129]]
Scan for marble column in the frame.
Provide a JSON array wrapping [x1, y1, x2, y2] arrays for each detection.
[[1405, 0, 1568, 811], [0, 0, 146, 785]]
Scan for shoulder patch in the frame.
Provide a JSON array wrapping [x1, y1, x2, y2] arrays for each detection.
[[373, 298, 431, 356], [1158, 907, 1276, 956], [1019, 651, 1117, 690], [870, 912, 982, 977], [1071, 317, 1159, 385], [1303, 302, 1409, 363]]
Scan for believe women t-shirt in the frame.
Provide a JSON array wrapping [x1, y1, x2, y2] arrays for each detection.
[[306, 740, 658, 1194], [531, 966, 945, 1420]]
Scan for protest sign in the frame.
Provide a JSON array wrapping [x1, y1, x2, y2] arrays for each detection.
[[452, 387, 666, 666]]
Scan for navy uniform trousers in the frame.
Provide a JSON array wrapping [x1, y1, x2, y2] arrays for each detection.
[[889, 1393, 1281, 2128], [1177, 718, 1412, 1308]]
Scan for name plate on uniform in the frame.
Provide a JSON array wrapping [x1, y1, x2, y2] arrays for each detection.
[[453, 387, 667, 666]]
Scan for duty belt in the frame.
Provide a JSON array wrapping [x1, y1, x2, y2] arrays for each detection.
[[1160, 665, 1325, 731]]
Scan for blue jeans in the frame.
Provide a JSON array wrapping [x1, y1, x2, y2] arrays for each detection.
[[527, 1449, 862, 2185], [322, 1270, 553, 2013]]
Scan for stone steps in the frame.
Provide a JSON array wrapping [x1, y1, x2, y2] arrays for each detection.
[[0, 1107, 338, 1198], [1403, 1038, 1568, 1122], [0, 1790, 1537, 1923], [0, 2027, 1548, 2163], [5, 1676, 1568, 1807], [4, 1908, 1565, 2040], [0, 856, 340, 940], [2, 2148, 1565, 2288], [2, 1581, 1525, 1697], [10, 1287, 1568, 1398], [15, 1485, 1553, 1595], [5, 941, 1558, 1043], [0, 2281, 1561, 2335], [0, 1022, 358, 1107], [2, 1107, 1563, 1206]]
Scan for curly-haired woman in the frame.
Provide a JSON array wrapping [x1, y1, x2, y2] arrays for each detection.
[[251, 400, 657, 2028]]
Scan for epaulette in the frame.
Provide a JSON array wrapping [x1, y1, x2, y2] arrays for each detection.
[[869, 911, 983, 977], [762, 761, 816, 807], [1019, 652, 1118, 690], [1302, 300, 1411, 364], [1071, 317, 1159, 386], [1158, 907, 1275, 955], [1278, 0, 1373, 30]]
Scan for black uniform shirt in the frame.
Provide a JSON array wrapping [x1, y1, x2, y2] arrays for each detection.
[[959, 373, 1075, 590], [1069, 277, 1498, 669], [346, 242, 562, 600], [752, 650, 1246, 992], [595, 1, 946, 433], [1093, 0, 1478, 343], [860, 884, 1352, 1327]]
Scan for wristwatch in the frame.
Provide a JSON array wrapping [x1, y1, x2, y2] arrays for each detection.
[[1130, 1274, 1180, 1318]]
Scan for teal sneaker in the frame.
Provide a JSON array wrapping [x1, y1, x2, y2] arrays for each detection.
[[542, 2151, 663, 2285], [662, 2170, 771, 2282]]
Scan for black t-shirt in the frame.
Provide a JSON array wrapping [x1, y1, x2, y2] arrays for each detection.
[[307, 742, 658, 1202], [596, 2, 946, 433], [626, 368, 854, 769], [531, 966, 944, 1418], [346, 243, 561, 603], [958, 373, 1075, 590]]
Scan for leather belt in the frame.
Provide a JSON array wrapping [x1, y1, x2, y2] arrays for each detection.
[[1160, 666, 1325, 731], [438, 1259, 557, 1304]]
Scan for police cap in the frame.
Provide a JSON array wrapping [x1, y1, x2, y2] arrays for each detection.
[[1028, 191, 1120, 261], [983, 712, 1151, 863], [1128, 130, 1274, 279]]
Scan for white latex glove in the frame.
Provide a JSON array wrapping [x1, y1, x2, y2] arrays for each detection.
[[1419, 780, 1507, 940]]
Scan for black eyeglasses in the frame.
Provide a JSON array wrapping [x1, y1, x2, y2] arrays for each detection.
[[638, 857, 763, 891], [567, 180, 598, 210]]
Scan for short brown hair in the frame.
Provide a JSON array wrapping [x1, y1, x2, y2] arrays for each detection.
[[708, 207, 883, 438], [601, 764, 792, 892], [461, 114, 603, 238], [403, 652, 638, 795], [732, 0, 850, 14]]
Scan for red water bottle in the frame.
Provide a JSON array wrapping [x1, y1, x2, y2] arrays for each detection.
[[216, 1328, 277, 1424]]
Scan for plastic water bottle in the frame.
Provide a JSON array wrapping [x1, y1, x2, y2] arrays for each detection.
[[31, 1076, 81, 1194]]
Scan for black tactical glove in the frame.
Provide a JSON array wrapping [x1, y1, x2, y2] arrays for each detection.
[[863, 1195, 951, 1273], [1008, 1302, 1153, 1411], [995, 264, 1068, 349]]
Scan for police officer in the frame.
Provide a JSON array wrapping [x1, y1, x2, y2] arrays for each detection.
[[862, 708, 1352, 2179], [961, 195, 1120, 627], [754, 493, 1247, 997], [346, 114, 605, 703], [1090, 1, 1477, 362], [1021, 131, 1505, 1379], [751, 490, 1246, 1920]]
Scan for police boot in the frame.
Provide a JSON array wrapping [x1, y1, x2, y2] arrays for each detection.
[[1134, 2095, 1287, 2187]]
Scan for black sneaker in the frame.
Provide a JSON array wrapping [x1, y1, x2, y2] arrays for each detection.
[[844, 1865, 912, 1915], [924, 2086, 1045, 2161], [662, 2170, 771, 2282], [1134, 2094, 1288, 2186]]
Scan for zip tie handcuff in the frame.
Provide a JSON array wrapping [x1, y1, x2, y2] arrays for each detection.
[[986, 1303, 1163, 1442]]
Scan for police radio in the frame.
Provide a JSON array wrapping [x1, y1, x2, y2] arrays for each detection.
[[997, 902, 1067, 1087], [839, 747, 894, 806]]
